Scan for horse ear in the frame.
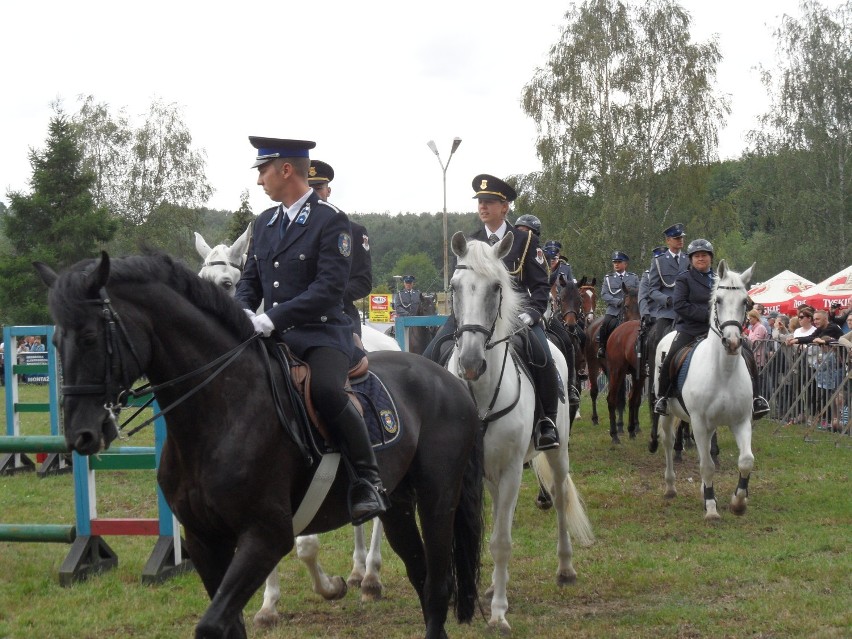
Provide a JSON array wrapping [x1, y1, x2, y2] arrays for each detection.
[[591, 277, 597, 286], [87, 252, 111, 295], [495, 232, 514, 259], [717, 259, 728, 279], [741, 262, 756, 287], [194, 232, 212, 260], [231, 224, 252, 258], [33, 262, 58, 288], [451, 231, 468, 258]]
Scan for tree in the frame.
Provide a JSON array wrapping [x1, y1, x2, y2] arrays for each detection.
[[746, 0, 852, 273], [226, 189, 255, 243], [72, 95, 212, 225], [0, 110, 116, 324], [522, 0, 729, 269], [390, 253, 441, 294]]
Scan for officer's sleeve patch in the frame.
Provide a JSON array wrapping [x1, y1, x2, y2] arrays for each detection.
[[362, 234, 370, 252], [338, 233, 352, 257], [535, 248, 545, 265]]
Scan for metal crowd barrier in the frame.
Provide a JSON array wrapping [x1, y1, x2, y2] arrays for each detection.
[[754, 338, 850, 435]]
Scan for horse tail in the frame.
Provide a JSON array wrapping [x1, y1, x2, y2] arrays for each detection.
[[532, 456, 595, 548], [451, 425, 485, 623]]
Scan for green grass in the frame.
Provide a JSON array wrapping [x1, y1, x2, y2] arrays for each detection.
[[1, 384, 850, 638]]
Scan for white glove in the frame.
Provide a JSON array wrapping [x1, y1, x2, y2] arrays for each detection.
[[519, 312, 534, 326], [251, 313, 276, 337], [243, 309, 257, 320]]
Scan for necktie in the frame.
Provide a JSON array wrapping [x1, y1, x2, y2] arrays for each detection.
[[279, 212, 291, 239], [489, 233, 499, 245]]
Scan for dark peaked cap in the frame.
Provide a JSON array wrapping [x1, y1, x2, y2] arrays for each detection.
[[249, 137, 316, 168]]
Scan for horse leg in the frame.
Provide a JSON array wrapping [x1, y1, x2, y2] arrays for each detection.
[[360, 520, 385, 602], [659, 416, 678, 499], [617, 382, 626, 435], [347, 525, 367, 588], [194, 528, 290, 639], [691, 421, 721, 522], [589, 366, 600, 425], [485, 466, 524, 633], [535, 474, 554, 510], [380, 505, 429, 622], [295, 534, 347, 601], [711, 431, 721, 470], [674, 422, 685, 462], [607, 368, 623, 444], [728, 421, 754, 516], [253, 567, 281, 627], [628, 373, 642, 439], [648, 410, 660, 453]]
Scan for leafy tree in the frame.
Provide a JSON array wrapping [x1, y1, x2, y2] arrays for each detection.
[[522, 0, 729, 272], [225, 189, 255, 243], [0, 111, 116, 324], [72, 95, 212, 225], [390, 253, 441, 294], [746, 0, 852, 273]]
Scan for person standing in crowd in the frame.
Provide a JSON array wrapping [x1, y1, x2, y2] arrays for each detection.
[[308, 159, 372, 338], [29, 336, 46, 352], [597, 251, 639, 358], [424, 174, 560, 450], [393, 275, 421, 317], [746, 309, 769, 367], [829, 298, 851, 330], [653, 239, 770, 418], [235, 136, 387, 525]]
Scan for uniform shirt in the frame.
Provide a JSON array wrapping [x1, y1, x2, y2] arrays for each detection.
[[638, 269, 655, 319], [235, 190, 353, 359], [648, 251, 688, 320], [672, 267, 715, 338], [601, 270, 640, 317], [548, 259, 574, 287], [394, 288, 422, 316], [343, 221, 371, 332], [469, 223, 549, 323]]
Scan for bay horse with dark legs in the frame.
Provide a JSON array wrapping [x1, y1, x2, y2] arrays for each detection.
[[583, 283, 639, 430], [35, 252, 484, 639], [603, 319, 646, 444]]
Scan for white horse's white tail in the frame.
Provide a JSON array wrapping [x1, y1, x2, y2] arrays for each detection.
[[532, 455, 595, 547]]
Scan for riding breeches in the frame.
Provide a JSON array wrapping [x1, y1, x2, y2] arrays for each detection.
[[599, 315, 619, 347], [528, 323, 559, 420]]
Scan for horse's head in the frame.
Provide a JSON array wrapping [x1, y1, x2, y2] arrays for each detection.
[[579, 277, 598, 324], [620, 283, 640, 322], [450, 231, 522, 381], [712, 259, 756, 355], [556, 275, 582, 329], [195, 224, 251, 296], [34, 253, 145, 455], [419, 293, 437, 316]]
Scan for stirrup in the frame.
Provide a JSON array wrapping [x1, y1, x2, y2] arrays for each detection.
[[534, 417, 560, 451], [654, 397, 669, 416], [752, 397, 770, 421]]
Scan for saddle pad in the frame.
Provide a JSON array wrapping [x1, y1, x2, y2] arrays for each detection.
[[350, 370, 403, 451], [676, 345, 699, 393]]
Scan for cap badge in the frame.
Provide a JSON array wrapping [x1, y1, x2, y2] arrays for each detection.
[[309, 167, 317, 177], [480, 179, 488, 190]]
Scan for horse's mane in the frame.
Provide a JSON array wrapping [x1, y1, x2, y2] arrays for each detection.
[[49, 252, 254, 340], [457, 240, 525, 335]]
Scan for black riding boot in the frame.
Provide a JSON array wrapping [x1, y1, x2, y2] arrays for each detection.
[[533, 360, 560, 451], [742, 347, 770, 420], [329, 402, 389, 525], [654, 349, 674, 416]]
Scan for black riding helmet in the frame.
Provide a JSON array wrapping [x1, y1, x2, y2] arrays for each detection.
[[514, 214, 541, 236], [686, 238, 714, 259]]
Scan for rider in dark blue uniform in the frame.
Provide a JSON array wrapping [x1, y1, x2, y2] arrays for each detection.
[[424, 174, 560, 450], [236, 137, 388, 525], [308, 159, 372, 339]]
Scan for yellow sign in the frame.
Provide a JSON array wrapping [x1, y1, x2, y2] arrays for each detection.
[[369, 294, 391, 323]]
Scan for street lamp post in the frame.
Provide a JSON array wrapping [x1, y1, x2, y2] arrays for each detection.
[[427, 137, 462, 307]]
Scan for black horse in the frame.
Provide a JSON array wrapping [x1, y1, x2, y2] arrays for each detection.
[[35, 253, 484, 639]]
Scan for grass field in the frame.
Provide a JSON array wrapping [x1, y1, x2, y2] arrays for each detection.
[[1, 383, 850, 638]]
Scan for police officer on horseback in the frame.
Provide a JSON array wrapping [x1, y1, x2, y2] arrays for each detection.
[[424, 174, 560, 450], [637, 246, 666, 373], [308, 159, 372, 339], [544, 240, 575, 286], [597, 251, 640, 359], [236, 137, 388, 525], [653, 239, 770, 419], [393, 275, 421, 317]]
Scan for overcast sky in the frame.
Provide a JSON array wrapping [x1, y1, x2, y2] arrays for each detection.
[[1, 1, 843, 223]]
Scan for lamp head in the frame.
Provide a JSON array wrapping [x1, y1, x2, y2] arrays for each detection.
[[451, 137, 462, 154], [427, 140, 439, 155]]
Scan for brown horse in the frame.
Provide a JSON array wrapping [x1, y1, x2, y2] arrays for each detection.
[[604, 319, 645, 444], [583, 282, 639, 429]]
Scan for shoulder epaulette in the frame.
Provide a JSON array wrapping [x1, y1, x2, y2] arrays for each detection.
[[317, 200, 341, 213]]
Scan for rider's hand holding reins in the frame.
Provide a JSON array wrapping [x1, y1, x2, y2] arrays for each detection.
[[252, 313, 275, 337]]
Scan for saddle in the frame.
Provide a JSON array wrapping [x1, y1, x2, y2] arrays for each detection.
[[666, 340, 701, 387]]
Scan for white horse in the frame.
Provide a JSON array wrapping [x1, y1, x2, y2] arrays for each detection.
[[194, 227, 396, 625], [449, 232, 594, 633], [653, 260, 756, 522]]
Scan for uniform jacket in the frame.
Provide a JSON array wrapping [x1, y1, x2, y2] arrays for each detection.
[[638, 269, 655, 319], [394, 288, 422, 316], [601, 271, 640, 317], [470, 224, 549, 323], [343, 221, 371, 331], [548, 259, 574, 287], [235, 190, 353, 358], [648, 251, 688, 320], [672, 267, 715, 338]]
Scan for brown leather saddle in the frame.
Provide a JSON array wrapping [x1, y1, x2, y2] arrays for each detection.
[[668, 341, 699, 381]]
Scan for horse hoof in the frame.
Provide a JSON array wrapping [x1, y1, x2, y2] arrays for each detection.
[[347, 573, 363, 589], [556, 571, 577, 586], [592, 417, 599, 425], [610, 436, 621, 445], [325, 576, 348, 600], [704, 512, 721, 523], [488, 619, 512, 635], [648, 440, 659, 453], [253, 609, 280, 628], [664, 489, 677, 499], [674, 451, 683, 462], [629, 430, 637, 440], [729, 500, 748, 516], [360, 579, 383, 602], [535, 496, 553, 511]]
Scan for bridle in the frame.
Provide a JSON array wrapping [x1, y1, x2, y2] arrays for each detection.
[[201, 255, 244, 272], [710, 284, 747, 340], [451, 265, 524, 351], [62, 286, 259, 436]]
